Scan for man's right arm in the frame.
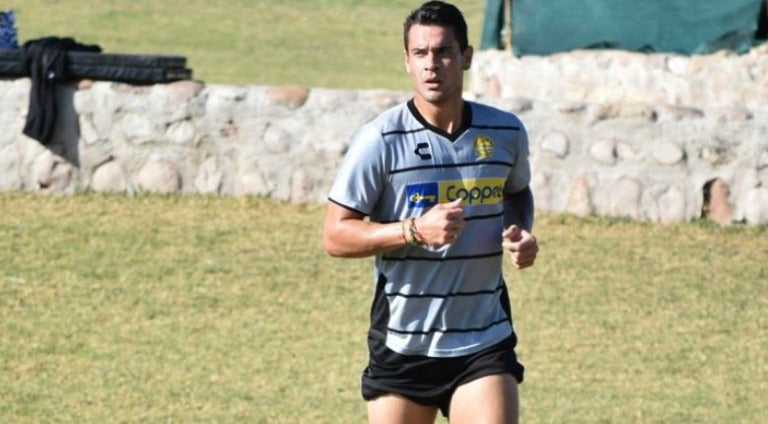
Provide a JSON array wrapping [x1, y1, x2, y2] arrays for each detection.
[[322, 199, 465, 258], [322, 201, 406, 258]]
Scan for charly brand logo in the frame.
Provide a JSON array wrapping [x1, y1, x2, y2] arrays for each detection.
[[414, 142, 432, 160], [406, 178, 505, 208], [474, 135, 494, 159]]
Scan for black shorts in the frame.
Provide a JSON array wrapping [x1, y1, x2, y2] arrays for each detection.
[[361, 334, 524, 417]]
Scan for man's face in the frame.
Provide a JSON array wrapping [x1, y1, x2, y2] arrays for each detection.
[[404, 24, 472, 107]]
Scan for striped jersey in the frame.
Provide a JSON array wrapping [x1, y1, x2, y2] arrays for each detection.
[[328, 99, 530, 358]]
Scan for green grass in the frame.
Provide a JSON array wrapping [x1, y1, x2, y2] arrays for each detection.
[[0, 194, 370, 422], [4, 0, 485, 89], [0, 194, 766, 423]]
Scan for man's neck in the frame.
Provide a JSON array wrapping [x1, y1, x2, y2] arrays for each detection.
[[413, 96, 465, 135]]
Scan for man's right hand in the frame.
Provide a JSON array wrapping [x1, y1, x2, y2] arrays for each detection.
[[414, 198, 465, 247]]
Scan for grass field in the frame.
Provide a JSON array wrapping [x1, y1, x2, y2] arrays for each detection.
[[1, 194, 766, 423], [4, 0, 485, 89]]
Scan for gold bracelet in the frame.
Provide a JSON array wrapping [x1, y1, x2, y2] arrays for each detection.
[[407, 217, 425, 246], [401, 219, 410, 245]]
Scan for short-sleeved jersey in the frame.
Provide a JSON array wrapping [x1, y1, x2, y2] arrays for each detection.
[[328, 99, 530, 358]]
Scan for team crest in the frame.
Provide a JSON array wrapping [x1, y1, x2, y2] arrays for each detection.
[[474, 135, 494, 159]]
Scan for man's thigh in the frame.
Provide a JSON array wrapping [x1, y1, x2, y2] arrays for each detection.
[[367, 394, 438, 424], [449, 373, 519, 424]]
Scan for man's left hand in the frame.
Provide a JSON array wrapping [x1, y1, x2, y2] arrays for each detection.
[[502, 225, 538, 269]]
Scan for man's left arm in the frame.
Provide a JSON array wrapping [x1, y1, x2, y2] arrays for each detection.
[[502, 186, 538, 269], [503, 186, 534, 232]]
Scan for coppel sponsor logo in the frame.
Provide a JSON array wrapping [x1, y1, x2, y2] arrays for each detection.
[[406, 178, 505, 208], [443, 178, 505, 205]]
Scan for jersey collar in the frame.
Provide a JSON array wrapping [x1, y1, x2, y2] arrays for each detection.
[[407, 99, 472, 142]]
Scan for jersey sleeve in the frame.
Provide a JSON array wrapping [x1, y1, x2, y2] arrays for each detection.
[[327, 123, 387, 216], [504, 120, 532, 195]]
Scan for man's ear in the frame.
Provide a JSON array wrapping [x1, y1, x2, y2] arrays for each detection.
[[462, 45, 474, 70], [404, 51, 412, 73]]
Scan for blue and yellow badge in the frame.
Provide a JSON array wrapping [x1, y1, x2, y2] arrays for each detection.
[[474, 135, 494, 159], [406, 182, 439, 208]]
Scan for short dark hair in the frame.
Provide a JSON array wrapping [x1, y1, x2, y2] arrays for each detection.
[[403, 1, 468, 52]]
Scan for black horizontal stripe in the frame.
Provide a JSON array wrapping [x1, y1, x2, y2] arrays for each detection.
[[379, 212, 500, 225], [388, 317, 509, 336], [382, 127, 428, 137], [464, 211, 504, 221], [470, 124, 521, 131], [382, 250, 502, 262], [390, 160, 513, 175], [386, 284, 504, 299]]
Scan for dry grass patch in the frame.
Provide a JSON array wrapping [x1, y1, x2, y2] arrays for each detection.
[[0, 194, 765, 422]]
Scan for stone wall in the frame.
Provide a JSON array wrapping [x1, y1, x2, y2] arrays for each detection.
[[0, 80, 410, 203], [0, 44, 767, 225], [468, 44, 768, 225]]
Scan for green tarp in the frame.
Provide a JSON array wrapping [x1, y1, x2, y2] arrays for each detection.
[[481, 0, 767, 56]]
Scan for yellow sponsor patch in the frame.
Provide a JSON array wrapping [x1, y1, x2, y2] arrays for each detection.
[[439, 178, 505, 205], [406, 178, 506, 208]]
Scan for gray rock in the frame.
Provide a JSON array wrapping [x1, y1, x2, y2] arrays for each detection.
[[166, 120, 197, 145], [657, 186, 687, 224], [266, 85, 309, 108], [540, 131, 569, 158], [566, 175, 594, 216], [652, 142, 685, 166], [589, 139, 617, 165], [121, 113, 156, 144], [195, 157, 223, 195], [744, 188, 768, 225], [32, 151, 74, 194], [609, 177, 642, 219], [135, 160, 181, 194], [0, 144, 21, 190], [91, 161, 128, 193]]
